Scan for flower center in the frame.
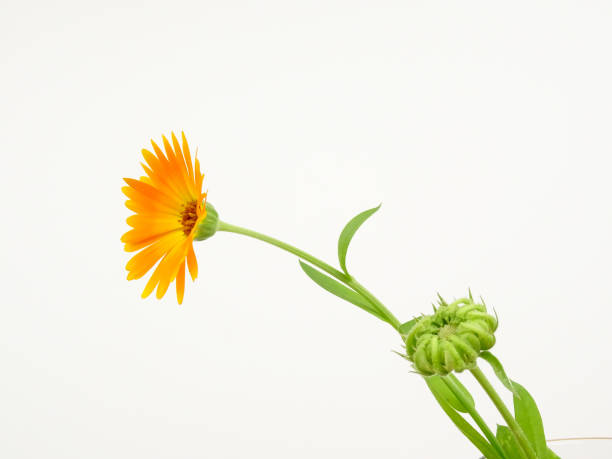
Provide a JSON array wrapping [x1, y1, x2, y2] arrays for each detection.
[[179, 200, 198, 236], [438, 324, 456, 340]]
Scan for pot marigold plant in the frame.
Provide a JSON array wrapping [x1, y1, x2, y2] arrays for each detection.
[[123, 132, 562, 459]]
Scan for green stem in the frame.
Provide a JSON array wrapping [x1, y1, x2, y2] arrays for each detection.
[[344, 277, 400, 330], [442, 375, 507, 459], [218, 221, 347, 281], [470, 366, 537, 459], [217, 220, 401, 330]]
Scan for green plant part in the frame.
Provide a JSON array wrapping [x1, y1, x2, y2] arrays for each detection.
[[403, 295, 498, 376], [194, 202, 220, 241]]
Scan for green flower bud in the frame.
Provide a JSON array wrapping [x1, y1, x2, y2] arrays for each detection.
[[194, 202, 219, 241], [403, 295, 497, 376]]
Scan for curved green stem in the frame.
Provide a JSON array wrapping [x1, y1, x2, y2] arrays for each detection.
[[442, 375, 507, 459], [218, 221, 347, 281], [470, 366, 537, 459], [345, 277, 400, 330], [218, 220, 401, 330]]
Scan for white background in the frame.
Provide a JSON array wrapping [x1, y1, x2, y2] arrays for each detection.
[[1, 1, 611, 458]]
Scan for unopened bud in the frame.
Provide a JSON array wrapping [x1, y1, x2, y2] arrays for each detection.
[[403, 295, 497, 376]]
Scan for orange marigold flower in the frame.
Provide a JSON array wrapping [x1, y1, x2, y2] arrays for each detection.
[[121, 132, 206, 304]]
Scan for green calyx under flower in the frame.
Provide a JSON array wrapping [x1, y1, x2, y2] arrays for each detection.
[[403, 295, 498, 376], [194, 202, 219, 241]]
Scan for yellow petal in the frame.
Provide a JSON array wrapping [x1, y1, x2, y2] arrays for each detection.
[[176, 262, 186, 304], [187, 243, 198, 280]]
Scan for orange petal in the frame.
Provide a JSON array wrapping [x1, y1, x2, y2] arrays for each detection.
[[141, 149, 160, 171], [187, 243, 198, 280], [142, 262, 163, 298], [126, 216, 181, 238], [150, 139, 167, 161], [155, 240, 189, 299], [181, 132, 194, 181], [194, 157, 204, 193], [162, 134, 175, 161], [126, 232, 184, 279], [171, 131, 194, 196], [176, 261, 186, 304], [141, 239, 185, 299], [151, 137, 194, 200], [121, 228, 177, 244], [171, 132, 182, 156], [123, 178, 181, 210], [124, 199, 176, 217]]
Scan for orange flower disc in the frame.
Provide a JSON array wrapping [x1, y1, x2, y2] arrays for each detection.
[[121, 132, 206, 304]]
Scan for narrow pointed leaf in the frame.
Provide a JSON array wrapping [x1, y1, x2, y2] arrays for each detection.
[[496, 425, 523, 458], [512, 381, 548, 459], [426, 377, 502, 459], [427, 375, 468, 413], [299, 260, 388, 323], [446, 374, 475, 410], [337, 204, 381, 275], [399, 318, 418, 338], [480, 352, 519, 397]]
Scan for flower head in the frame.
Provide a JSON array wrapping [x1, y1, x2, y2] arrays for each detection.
[[403, 295, 498, 375], [121, 132, 206, 304]]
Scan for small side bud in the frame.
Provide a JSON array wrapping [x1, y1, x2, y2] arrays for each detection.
[[402, 295, 498, 376], [194, 202, 219, 241]]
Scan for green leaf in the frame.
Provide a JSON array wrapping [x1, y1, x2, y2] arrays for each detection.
[[479, 352, 519, 397], [298, 260, 388, 323], [399, 318, 418, 337], [446, 374, 475, 410], [513, 381, 548, 459], [546, 447, 561, 459], [426, 377, 502, 459], [337, 204, 381, 275], [427, 375, 468, 413], [425, 375, 475, 414], [496, 425, 524, 458]]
